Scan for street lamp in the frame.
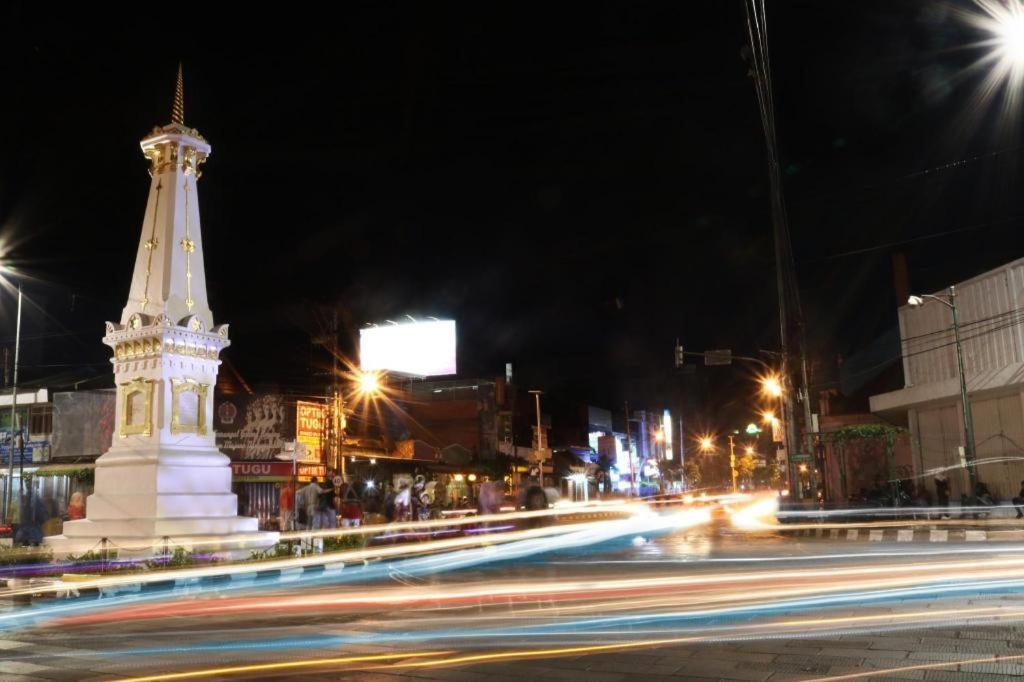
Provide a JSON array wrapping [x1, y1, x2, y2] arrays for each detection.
[[528, 390, 544, 453], [908, 286, 977, 489], [760, 374, 783, 399], [355, 370, 381, 397], [696, 434, 737, 492], [1, 271, 21, 524]]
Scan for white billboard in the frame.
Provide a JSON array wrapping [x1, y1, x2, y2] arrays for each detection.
[[360, 319, 457, 377]]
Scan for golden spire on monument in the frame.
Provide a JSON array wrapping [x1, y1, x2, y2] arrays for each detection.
[[172, 62, 185, 125]]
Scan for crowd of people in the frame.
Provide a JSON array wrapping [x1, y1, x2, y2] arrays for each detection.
[[274, 474, 502, 534], [11, 489, 86, 547], [845, 473, 1024, 520]]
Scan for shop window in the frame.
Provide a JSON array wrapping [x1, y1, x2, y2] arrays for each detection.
[[29, 404, 53, 436]]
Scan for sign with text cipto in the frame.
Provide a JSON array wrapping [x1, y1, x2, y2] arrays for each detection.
[[295, 401, 325, 462]]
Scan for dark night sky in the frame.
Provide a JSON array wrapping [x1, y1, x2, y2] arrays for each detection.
[[1, 2, 1022, 431]]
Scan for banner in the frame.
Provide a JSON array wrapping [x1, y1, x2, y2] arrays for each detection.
[[215, 395, 291, 460], [295, 401, 325, 462], [51, 390, 116, 459]]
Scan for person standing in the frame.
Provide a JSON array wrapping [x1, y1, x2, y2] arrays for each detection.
[[314, 479, 337, 529], [278, 481, 295, 531], [934, 473, 950, 520], [298, 477, 321, 527], [1013, 480, 1024, 519], [297, 477, 322, 552], [67, 491, 86, 521]]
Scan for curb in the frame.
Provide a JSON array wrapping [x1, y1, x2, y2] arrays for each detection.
[[776, 526, 1024, 543]]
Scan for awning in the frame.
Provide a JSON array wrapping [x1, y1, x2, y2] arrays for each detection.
[[231, 461, 326, 482]]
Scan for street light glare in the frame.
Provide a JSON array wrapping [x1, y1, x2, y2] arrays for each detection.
[[760, 374, 783, 398], [996, 5, 1024, 63], [356, 371, 381, 396]]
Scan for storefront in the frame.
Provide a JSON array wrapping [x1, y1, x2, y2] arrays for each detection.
[[231, 461, 326, 530]]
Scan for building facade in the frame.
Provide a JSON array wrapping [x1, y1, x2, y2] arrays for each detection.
[[870, 258, 1024, 501]]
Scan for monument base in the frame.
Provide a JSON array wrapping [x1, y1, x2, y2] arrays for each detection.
[[46, 517, 278, 560], [44, 447, 279, 559]]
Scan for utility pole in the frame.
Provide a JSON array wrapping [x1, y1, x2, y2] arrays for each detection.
[[728, 433, 738, 494], [908, 286, 977, 490], [678, 415, 685, 488], [624, 401, 637, 496], [744, 3, 806, 497], [331, 308, 345, 482], [949, 286, 976, 489]]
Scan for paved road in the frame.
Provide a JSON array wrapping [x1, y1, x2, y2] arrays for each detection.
[[4, 515, 1024, 681]]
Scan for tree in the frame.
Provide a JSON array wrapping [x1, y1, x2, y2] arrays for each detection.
[[736, 453, 758, 482], [684, 460, 702, 488]]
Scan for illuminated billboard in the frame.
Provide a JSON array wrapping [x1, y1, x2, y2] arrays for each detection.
[[360, 319, 457, 377], [295, 401, 325, 462]]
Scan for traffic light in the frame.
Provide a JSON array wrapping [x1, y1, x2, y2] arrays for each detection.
[[675, 343, 684, 368]]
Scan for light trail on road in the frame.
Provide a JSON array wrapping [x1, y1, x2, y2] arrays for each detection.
[[9, 496, 1024, 681]]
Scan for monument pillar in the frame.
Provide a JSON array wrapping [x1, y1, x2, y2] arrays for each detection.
[[46, 67, 278, 557]]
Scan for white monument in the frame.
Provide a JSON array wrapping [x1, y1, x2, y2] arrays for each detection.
[[46, 68, 278, 557]]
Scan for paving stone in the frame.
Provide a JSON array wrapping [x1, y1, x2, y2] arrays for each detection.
[[775, 653, 864, 667], [953, 640, 1016, 654], [826, 665, 925, 680], [958, 661, 1024, 675], [908, 651, 976, 661], [958, 628, 1023, 640], [737, 660, 831, 675], [923, 671, 1024, 682], [816, 647, 909, 660], [587, 661, 679, 675], [670, 664, 770, 681]]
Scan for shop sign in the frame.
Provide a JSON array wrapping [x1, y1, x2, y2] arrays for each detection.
[[231, 461, 326, 478], [296, 401, 325, 461]]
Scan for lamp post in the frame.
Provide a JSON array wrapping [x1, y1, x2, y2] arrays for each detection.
[[698, 435, 737, 493], [3, 282, 22, 524], [908, 286, 977, 489]]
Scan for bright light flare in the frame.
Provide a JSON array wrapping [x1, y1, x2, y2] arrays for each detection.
[[991, 1, 1024, 64], [959, 0, 1024, 121], [697, 434, 715, 452], [759, 373, 783, 398], [730, 494, 779, 531], [355, 370, 382, 396]]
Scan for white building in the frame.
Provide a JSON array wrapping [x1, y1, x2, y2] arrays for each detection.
[[870, 258, 1024, 500]]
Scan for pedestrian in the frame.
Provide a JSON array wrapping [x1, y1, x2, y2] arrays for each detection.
[[236, 486, 250, 516], [298, 477, 321, 527], [67, 491, 86, 521], [383, 483, 397, 523], [278, 481, 295, 531], [394, 483, 412, 522], [934, 473, 950, 519], [14, 488, 46, 547], [297, 477, 322, 552], [314, 479, 337, 531], [340, 481, 362, 528], [973, 481, 996, 519], [1013, 480, 1024, 519]]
